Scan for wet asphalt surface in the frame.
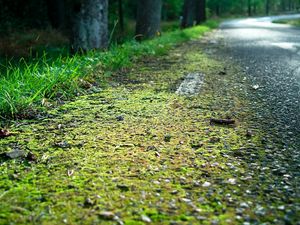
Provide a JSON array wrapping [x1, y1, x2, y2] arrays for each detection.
[[208, 15, 300, 223], [220, 15, 300, 148]]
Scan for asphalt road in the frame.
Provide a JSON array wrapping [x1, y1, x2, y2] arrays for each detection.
[[219, 15, 300, 149], [212, 15, 300, 223]]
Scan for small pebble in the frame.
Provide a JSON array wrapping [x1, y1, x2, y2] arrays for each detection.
[[141, 215, 152, 223], [98, 211, 115, 220], [227, 178, 236, 185], [202, 181, 211, 187]]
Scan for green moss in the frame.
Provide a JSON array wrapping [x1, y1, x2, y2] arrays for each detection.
[[124, 220, 145, 225], [273, 19, 300, 26], [0, 31, 293, 225]]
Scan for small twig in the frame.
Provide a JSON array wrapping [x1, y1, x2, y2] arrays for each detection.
[[210, 118, 235, 125], [0, 191, 8, 199], [108, 20, 119, 46], [0, 129, 11, 138], [0, 130, 31, 139]]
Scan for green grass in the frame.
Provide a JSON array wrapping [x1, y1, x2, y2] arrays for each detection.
[[0, 20, 219, 119], [273, 18, 300, 26]]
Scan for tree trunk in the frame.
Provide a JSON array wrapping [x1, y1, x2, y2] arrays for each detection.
[[253, 4, 257, 15], [195, 0, 206, 24], [181, 0, 196, 28], [72, 0, 108, 52], [135, 0, 162, 40], [280, 0, 286, 11], [265, 0, 270, 15], [215, 2, 220, 16], [118, 0, 124, 32], [248, 0, 252, 16]]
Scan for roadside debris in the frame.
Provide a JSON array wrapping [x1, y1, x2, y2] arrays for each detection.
[[0, 129, 12, 139], [176, 72, 205, 96], [210, 118, 235, 125], [4, 149, 26, 159]]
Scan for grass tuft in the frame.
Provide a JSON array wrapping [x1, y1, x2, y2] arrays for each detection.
[[0, 21, 218, 118]]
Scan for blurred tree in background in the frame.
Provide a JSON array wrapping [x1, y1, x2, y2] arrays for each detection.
[[135, 0, 162, 40], [0, 0, 299, 54], [71, 0, 108, 52]]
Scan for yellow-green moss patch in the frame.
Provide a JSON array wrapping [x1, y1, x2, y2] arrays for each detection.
[[0, 33, 295, 225]]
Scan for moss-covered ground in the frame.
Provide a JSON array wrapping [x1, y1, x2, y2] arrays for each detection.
[[0, 33, 299, 225], [273, 18, 300, 26]]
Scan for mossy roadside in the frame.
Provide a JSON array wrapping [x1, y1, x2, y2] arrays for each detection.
[[0, 33, 298, 225], [0, 22, 218, 118], [273, 18, 300, 26]]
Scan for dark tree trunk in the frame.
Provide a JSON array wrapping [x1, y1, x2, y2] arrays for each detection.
[[265, 0, 270, 15], [215, 2, 220, 16], [46, 0, 65, 29], [195, 0, 206, 24], [280, 0, 286, 11], [118, 0, 124, 32], [248, 0, 252, 16], [253, 4, 257, 14], [181, 0, 196, 28], [72, 0, 108, 52], [135, 0, 162, 40]]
